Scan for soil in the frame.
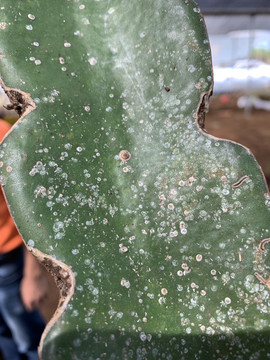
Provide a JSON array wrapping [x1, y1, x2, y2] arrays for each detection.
[[205, 94, 270, 187]]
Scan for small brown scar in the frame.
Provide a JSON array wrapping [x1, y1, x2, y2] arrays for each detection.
[[119, 150, 131, 163], [238, 251, 242, 262], [164, 86, 170, 92], [232, 175, 250, 188], [254, 272, 270, 290], [258, 238, 270, 251]]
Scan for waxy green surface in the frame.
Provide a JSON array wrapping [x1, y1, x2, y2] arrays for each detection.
[[0, 1, 270, 359]]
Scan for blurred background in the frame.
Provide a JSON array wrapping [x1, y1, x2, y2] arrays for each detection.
[[197, 0, 270, 186]]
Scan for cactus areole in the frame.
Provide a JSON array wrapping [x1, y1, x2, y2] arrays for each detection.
[[0, 1, 270, 359]]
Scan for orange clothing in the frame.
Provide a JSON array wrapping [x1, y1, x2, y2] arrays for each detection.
[[0, 119, 23, 253]]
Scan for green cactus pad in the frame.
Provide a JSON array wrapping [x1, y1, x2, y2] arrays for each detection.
[[0, 1, 270, 359]]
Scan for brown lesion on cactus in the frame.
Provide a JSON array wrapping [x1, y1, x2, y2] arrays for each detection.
[[3, 89, 32, 116], [41, 257, 73, 300], [232, 175, 250, 188], [258, 238, 270, 252], [196, 92, 211, 130], [254, 237, 270, 290], [254, 272, 270, 290], [0, 78, 36, 119], [119, 150, 131, 163], [27, 248, 75, 359]]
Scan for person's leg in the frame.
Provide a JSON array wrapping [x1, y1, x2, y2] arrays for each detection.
[[0, 283, 45, 360], [0, 248, 45, 360], [0, 308, 21, 360]]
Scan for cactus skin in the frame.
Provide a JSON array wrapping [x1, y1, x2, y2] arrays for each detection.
[[0, 1, 270, 359]]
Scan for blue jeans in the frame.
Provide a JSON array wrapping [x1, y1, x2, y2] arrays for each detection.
[[0, 247, 45, 360]]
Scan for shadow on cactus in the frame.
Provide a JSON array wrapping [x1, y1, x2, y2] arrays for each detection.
[[0, 0, 270, 359]]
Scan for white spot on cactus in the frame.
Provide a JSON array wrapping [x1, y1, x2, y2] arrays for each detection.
[[64, 41, 71, 47], [32, 42, 39, 47], [88, 57, 97, 66], [26, 25, 33, 30], [168, 203, 174, 210], [119, 245, 128, 253], [139, 333, 146, 341], [28, 14, 35, 20], [179, 180, 185, 186], [121, 279, 130, 288], [108, 7, 115, 14], [27, 239, 35, 247], [158, 297, 166, 304], [188, 65, 196, 73], [161, 288, 168, 295], [82, 18, 90, 25], [35, 59, 41, 65], [224, 297, 231, 304], [196, 254, 202, 262], [0, 23, 7, 30], [79, 4, 85, 9]]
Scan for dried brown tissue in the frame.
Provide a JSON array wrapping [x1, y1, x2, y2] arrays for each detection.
[[28, 248, 75, 360], [0, 78, 76, 358], [0, 78, 36, 119], [196, 91, 211, 130]]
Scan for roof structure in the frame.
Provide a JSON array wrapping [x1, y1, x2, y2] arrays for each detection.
[[196, 0, 270, 14]]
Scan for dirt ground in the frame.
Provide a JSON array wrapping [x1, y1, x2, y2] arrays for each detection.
[[205, 95, 270, 187]]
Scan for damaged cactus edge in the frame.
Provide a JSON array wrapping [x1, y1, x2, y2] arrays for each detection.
[[0, 78, 76, 356]]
